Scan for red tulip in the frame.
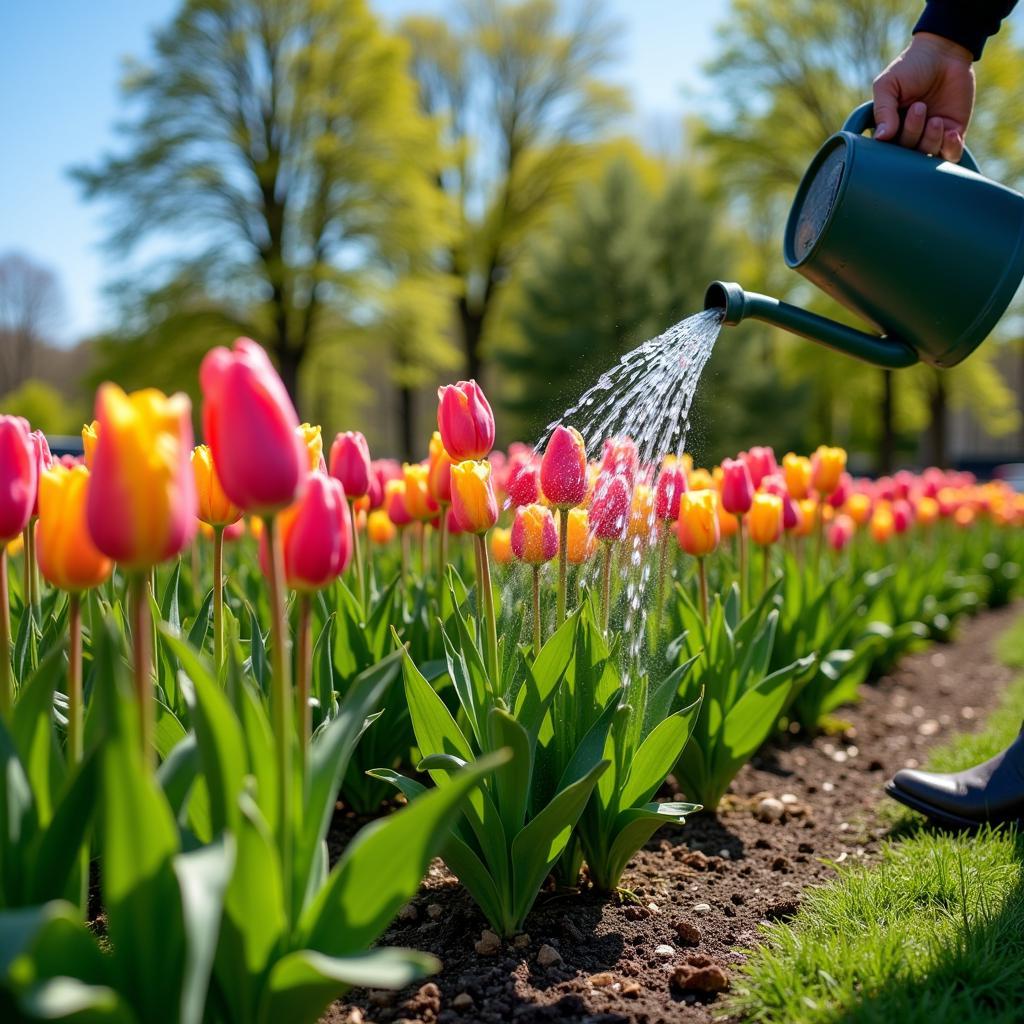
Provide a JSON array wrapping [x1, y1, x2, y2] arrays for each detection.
[[654, 464, 688, 521], [0, 416, 36, 543], [329, 431, 372, 499], [589, 473, 631, 542], [828, 513, 856, 552], [827, 472, 853, 509], [720, 457, 754, 515], [600, 437, 639, 487], [540, 426, 588, 507], [200, 337, 307, 514], [507, 458, 540, 507], [436, 380, 495, 461], [259, 472, 351, 591], [892, 499, 913, 534]]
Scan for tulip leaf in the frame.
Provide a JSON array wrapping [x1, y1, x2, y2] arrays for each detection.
[[0, 717, 38, 905], [17, 977, 133, 1023], [487, 708, 531, 837], [247, 604, 268, 694], [187, 589, 214, 654]]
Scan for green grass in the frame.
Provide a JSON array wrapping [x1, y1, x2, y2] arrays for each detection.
[[726, 616, 1024, 1024]]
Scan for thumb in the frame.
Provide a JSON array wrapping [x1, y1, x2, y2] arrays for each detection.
[[872, 75, 901, 141]]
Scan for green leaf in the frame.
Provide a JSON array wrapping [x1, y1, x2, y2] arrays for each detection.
[[0, 717, 37, 905], [247, 605, 268, 694], [299, 751, 509, 957], [509, 759, 608, 929], [0, 900, 107, 986], [601, 802, 698, 889], [620, 694, 702, 810], [157, 735, 199, 823], [487, 708, 531, 838], [186, 589, 214, 654], [263, 948, 438, 1024]]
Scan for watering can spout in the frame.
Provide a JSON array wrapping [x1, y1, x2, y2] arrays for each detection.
[[703, 281, 919, 370]]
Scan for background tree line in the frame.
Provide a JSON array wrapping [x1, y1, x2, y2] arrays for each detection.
[[5, 0, 1024, 470]]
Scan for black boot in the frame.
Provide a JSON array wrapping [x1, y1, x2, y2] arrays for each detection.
[[885, 722, 1024, 829]]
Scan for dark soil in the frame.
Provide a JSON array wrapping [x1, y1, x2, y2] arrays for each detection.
[[325, 605, 1020, 1024]]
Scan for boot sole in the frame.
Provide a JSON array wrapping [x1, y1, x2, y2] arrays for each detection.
[[884, 781, 989, 832]]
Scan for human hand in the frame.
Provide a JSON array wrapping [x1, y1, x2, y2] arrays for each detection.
[[873, 32, 975, 162]]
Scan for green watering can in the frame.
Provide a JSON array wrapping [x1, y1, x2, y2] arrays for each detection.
[[704, 102, 1024, 368]]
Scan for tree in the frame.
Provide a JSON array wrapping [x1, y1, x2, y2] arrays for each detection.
[[400, 0, 626, 384], [0, 379, 86, 436], [74, 0, 451, 411], [0, 252, 65, 395], [700, 0, 1024, 469]]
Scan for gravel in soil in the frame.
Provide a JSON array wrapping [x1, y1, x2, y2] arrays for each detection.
[[325, 605, 1020, 1024]]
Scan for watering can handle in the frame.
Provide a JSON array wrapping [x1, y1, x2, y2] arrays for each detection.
[[843, 101, 981, 174]]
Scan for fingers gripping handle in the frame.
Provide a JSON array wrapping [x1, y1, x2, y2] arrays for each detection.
[[843, 101, 981, 173]]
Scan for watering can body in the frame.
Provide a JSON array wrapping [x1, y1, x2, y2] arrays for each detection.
[[706, 103, 1024, 369]]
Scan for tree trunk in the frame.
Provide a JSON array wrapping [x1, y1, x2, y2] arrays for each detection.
[[398, 382, 415, 462], [878, 369, 895, 475], [927, 372, 948, 466], [276, 345, 302, 413], [458, 297, 485, 385]]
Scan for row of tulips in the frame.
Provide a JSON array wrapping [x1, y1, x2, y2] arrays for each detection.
[[0, 342, 1021, 1019]]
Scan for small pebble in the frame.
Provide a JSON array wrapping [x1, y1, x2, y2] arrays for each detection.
[[398, 903, 418, 923], [590, 972, 616, 987], [675, 920, 702, 945], [452, 992, 474, 1010], [692, 902, 712, 914], [512, 933, 531, 950], [757, 797, 785, 823], [780, 793, 799, 805], [426, 903, 442, 920], [655, 944, 676, 958], [474, 930, 501, 956], [537, 944, 563, 968]]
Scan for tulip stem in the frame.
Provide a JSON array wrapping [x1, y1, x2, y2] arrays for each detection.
[[129, 573, 155, 770], [419, 524, 428, 580], [737, 515, 747, 614], [814, 500, 825, 575], [349, 498, 366, 612], [22, 525, 36, 617], [264, 513, 293, 915], [190, 540, 201, 608], [474, 534, 499, 687], [68, 592, 83, 764], [600, 542, 613, 634], [697, 557, 709, 627], [400, 527, 410, 581], [213, 526, 224, 674], [655, 524, 670, 642], [556, 507, 569, 624], [296, 591, 312, 783], [762, 545, 770, 596], [532, 565, 542, 659], [437, 508, 448, 591], [0, 549, 11, 717]]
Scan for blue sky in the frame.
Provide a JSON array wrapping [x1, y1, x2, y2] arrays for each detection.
[[0, 0, 726, 344]]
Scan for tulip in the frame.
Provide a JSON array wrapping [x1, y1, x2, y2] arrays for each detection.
[[677, 490, 720, 624], [513, 503, 558, 655], [748, 493, 784, 547], [810, 445, 847, 496], [192, 444, 242, 527], [367, 509, 397, 545], [870, 505, 895, 544], [828, 513, 856, 553], [385, 479, 413, 527], [426, 433, 453, 506], [490, 526, 513, 565], [954, 505, 976, 529], [403, 463, 438, 522], [760, 473, 800, 531], [541, 426, 588, 509], [298, 423, 324, 471], [200, 337, 307, 514], [627, 484, 656, 540], [917, 495, 940, 527], [35, 464, 112, 762], [655, 464, 687, 521], [507, 458, 540, 507], [566, 508, 596, 565], [437, 380, 495, 461], [590, 473, 631, 543], [782, 452, 811, 500], [511, 504, 558, 565], [0, 416, 36, 544], [742, 446, 778, 489], [81, 421, 99, 469], [718, 503, 740, 539], [827, 472, 853, 509], [600, 436, 640, 487], [450, 460, 499, 536], [720, 457, 754, 515], [794, 498, 818, 538], [845, 492, 873, 526], [28, 431, 51, 518], [688, 466, 714, 491], [891, 499, 913, 535], [330, 431, 372, 498]]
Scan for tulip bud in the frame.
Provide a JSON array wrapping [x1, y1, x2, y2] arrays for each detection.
[[200, 338, 307, 514], [192, 445, 243, 527], [954, 505, 976, 529], [330, 431, 372, 499], [82, 421, 99, 470], [259, 472, 351, 591], [720, 457, 754, 515], [759, 473, 800, 531], [916, 495, 940, 527], [402, 463, 438, 521], [794, 498, 818, 538], [35, 465, 112, 591], [676, 490, 721, 557], [742, 446, 778, 489], [28, 431, 52, 517], [298, 423, 324, 471], [870, 505, 895, 543], [811, 445, 847, 496], [827, 472, 852, 509], [828, 513, 856, 552], [490, 527, 513, 565], [0, 416, 37, 543], [600, 436, 639, 487], [450, 460, 499, 535], [654, 464, 687, 521], [426, 432, 453, 505], [628, 483, 656, 539], [719, 503, 740, 539], [688, 467, 714, 491], [566, 508, 597, 564], [748, 492, 784, 546], [541, 426, 588, 508], [845, 492, 873, 526], [511, 504, 559, 564], [385, 479, 413, 527], [891, 499, 913, 534], [782, 453, 811, 500], [86, 384, 197, 569], [507, 458, 540, 507], [437, 380, 495, 461], [367, 508, 397, 545], [589, 473, 631, 542]]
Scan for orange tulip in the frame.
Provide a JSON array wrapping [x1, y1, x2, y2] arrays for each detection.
[[845, 492, 873, 526], [870, 505, 895, 543], [427, 432, 454, 505], [367, 509, 397, 545], [450, 460, 499, 535], [793, 498, 818, 538], [402, 463, 438, 522], [35, 465, 112, 591], [86, 384, 196, 569], [718, 503, 739, 539], [566, 508, 597, 564], [676, 489, 720, 557], [916, 495, 940, 527], [811, 445, 847, 496], [954, 505, 976, 529], [689, 467, 714, 491], [782, 452, 812, 500], [490, 527, 513, 565], [748, 492, 784, 546], [82, 421, 99, 470], [192, 444, 243, 527], [627, 483, 656, 539]]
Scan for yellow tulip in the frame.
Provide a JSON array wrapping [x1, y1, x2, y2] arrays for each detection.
[[36, 465, 112, 591], [192, 444, 242, 527]]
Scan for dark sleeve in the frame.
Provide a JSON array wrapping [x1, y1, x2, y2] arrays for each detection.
[[914, 0, 1018, 59]]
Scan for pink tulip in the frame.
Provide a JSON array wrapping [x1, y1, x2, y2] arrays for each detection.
[[436, 380, 495, 461], [540, 426, 588, 508], [0, 417, 36, 543], [200, 337, 307, 514], [507, 458, 540, 507], [742, 446, 778, 489], [590, 473, 631, 542], [654, 465, 688, 521], [511, 504, 559, 564], [28, 431, 52, 517], [600, 436, 640, 487], [329, 431, 372, 499], [892, 499, 913, 534], [721, 457, 754, 515], [827, 472, 853, 509], [828, 513, 856, 552]]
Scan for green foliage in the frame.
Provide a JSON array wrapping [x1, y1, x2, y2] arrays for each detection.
[[0, 380, 86, 436]]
